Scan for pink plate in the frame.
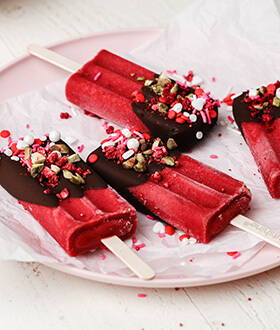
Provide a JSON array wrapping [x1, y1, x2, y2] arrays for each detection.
[[0, 29, 279, 288]]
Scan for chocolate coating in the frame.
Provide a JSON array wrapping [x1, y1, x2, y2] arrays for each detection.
[[0, 140, 107, 207], [132, 85, 218, 152]]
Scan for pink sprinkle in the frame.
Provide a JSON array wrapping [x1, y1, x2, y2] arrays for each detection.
[[77, 144, 84, 153], [175, 80, 185, 87], [137, 294, 146, 298], [212, 77, 216, 82], [146, 214, 154, 220], [200, 110, 207, 123], [134, 243, 146, 250], [132, 236, 137, 244], [210, 154, 218, 159], [133, 130, 144, 139], [94, 72, 102, 81], [100, 254, 106, 260], [26, 124, 30, 129], [166, 70, 176, 75], [228, 115, 234, 123], [205, 108, 212, 124], [158, 233, 165, 238], [232, 252, 241, 259]]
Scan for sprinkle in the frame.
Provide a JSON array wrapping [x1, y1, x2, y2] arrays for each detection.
[[189, 237, 197, 244], [0, 130, 11, 138], [212, 77, 216, 82], [134, 243, 146, 250], [200, 110, 207, 123], [100, 254, 106, 260], [10, 155, 19, 161], [227, 115, 234, 123], [88, 153, 98, 163], [165, 225, 175, 236], [196, 131, 203, 140], [232, 252, 241, 259], [132, 236, 137, 244], [135, 93, 145, 103], [210, 154, 218, 159], [137, 294, 146, 298], [93, 72, 102, 81], [146, 214, 154, 220], [26, 124, 30, 129], [166, 69, 177, 75], [77, 144, 84, 153], [152, 222, 165, 234], [179, 234, 190, 241], [60, 112, 71, 119], [158, 233, 166, 238]]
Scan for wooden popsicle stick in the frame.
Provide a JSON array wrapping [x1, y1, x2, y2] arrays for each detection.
[[101, 236, 155, 280], [230, 215, 280, 248], [27, 44, 81, 73]]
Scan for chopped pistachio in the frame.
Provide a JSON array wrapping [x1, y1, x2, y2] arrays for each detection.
[[31, 152, 46, 165], [50, 164, 61, 174], [157, 73, 171, 87], [63, 169, 85, 185], [51, 144, 69, 154], [143, 149, 153, 155], [144, 79, 154, 86], [186, 93, 195, 99], [135, 153, 146, 164], [152, 138, 162, 150], [258, 86, 266, 95], [167, 138, 178, 150], [122, 157, 136, 169], [24, 146, 32, 160], [177, 95, 184, 101], [133, 162, 146, 172], [130, 73, 136, 77], [136, 76, 145, 81], [30, 163, 44, 178], [273, 96, 280, 107], [67, 153, 80, 163], [161, 157, 175, 166], [170, 83, 179, 94], [158, 103, 169, 113]]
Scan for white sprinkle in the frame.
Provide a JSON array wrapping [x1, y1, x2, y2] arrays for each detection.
[[191, 75, 203, 85], [122, 128, 132, 138], [182, 111, 190, 118], [171, 103, 183, 113], [191, 98, 206, 111], [180, 261, 187, 266], [181, 238, 189, 245], [4, 149, 12, 157], [196, 131, 203, 139], [122, 149, 135, 160], [189, 114, 197, 122], [248, 89, 258, 97], [49, 130, 61, 143], [219, 120, 226, 126], [127, 138, 139, 150], [152, 222, 165, 234], [40, 135, 47, 142], [11, 156, 19, 161], [276, 88, 280, 99], [101, 141, 115, 149], [65, 136, 77, 144], [16, 140, 28, 150], [189, 237, 197, 244], [23, 134, 34, 146]]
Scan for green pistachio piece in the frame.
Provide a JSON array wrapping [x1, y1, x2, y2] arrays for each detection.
[[30, 163, 44, 178], [135, 153, 146, 164], [133, 162, 147, 173], [144, 79, 154, 86], [130, 73, 136, 77], [157, 73, 171, 87], [152, 138, 162, 150], [24, 146, 32, 160], [31, 152, 46, 165], [122, 157, 136, 169], [158, 103, 169, 113], [75, 173, 85, 185], [170, 83, 179, 94], [167, 138, 178, 150], [50, 164, 61, 174], [136, 76, 145, 81], [161, 157, 175, 166], [258, 86, 266, 95], [67, 153, 81, 163], [273, 96, 280, 107], [63, 170, 85, 185], [143, 149, 153, 155], [51, 144, 69, 154]]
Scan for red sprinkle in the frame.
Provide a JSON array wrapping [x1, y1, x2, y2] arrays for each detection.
[[165, 225, 175, 236], [168, 110, 176, 120], [195, 88, 204, 96], [179, 234, 190, 241], [135, 93, 145, 103], [227, 251, 238, 256], [175, 117, 185, 124], [222, 93, 235, 106], [60, 112, 71, 119], [88, 153, 98, 164], [142, 133, 151, 141], [0, 130, 10, 138], [146, 214, 154, 220], [266, 83, 276, 94]]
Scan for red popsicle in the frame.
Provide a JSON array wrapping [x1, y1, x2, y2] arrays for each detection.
[[233, 81, 280, 198]]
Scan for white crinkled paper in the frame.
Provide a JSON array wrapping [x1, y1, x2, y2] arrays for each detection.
[[1, 0, 280, 279]]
